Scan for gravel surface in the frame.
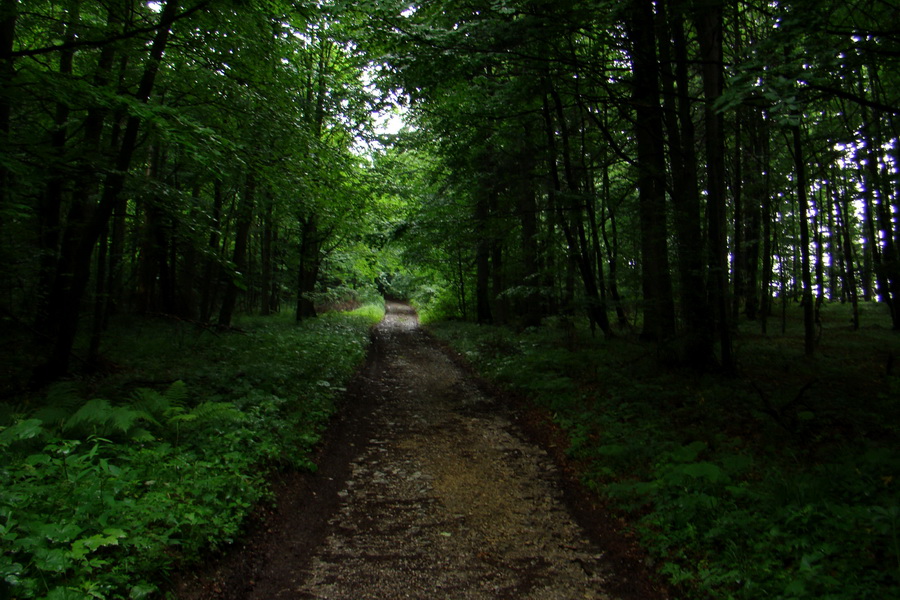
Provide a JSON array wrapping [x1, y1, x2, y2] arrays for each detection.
[[294, 303, 613, 599], [171, 302, 667, 600]]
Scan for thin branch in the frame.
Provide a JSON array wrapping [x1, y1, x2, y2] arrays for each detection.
[[10, 1, 211, 59]]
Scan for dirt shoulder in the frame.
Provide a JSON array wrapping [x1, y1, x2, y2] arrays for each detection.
[[171, 303, 668, 599]]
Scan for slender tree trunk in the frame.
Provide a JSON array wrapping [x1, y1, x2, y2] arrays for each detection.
[[627, 0, 675, 343], [490, 223, 505, 324], [545, 87, 610, 336], [660, 0, 712, 363], [825, 179, 838, 301], [219, 174, 256, 327], [731, 114, 746, 321], [200, 180, 224, 322], [296, 215, 321, 321], [87, 225, 108, 368], [35, 2, 78, 336], [0, 0, 16, 219], [812, 193, 825, 308], [760, 117, 774, 333], [792, 123, 816, 356], [475, 187, 493, 324], [868, 110, 900, 328], [602, 201, 628, 327], [260, 196, 274, 316], [833, 189, 860, 329], [697, 1, 733, 370], [137, 145, 165, 314], [517, 150, 541, 328], [743, 109, 764, 321]]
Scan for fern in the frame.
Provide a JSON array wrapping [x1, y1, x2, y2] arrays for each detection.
[[63, 398, 156, 441], [32, 381, 85, 431], [64, 398, 116, 433], [45, 381, 84, 409], [188, 402, 244, 425], [131, 389, 167, 427], [131, 381, 189, 427], [164, 380, 188, 407]]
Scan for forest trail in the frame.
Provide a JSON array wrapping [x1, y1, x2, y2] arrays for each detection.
[[174, 302, 664, 600]]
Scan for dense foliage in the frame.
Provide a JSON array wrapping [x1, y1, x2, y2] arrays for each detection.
[[0, 0, 392, 384], [0, 306, 382, 599]]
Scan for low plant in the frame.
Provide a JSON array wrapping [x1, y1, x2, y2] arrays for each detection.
[[0, 307, 382, 599], [428, 308, 900, 600]]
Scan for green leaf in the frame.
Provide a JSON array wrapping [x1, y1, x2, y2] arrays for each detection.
[[681, 462, 725, 483], [669, 441, 707, 463], [0, 419, 44, 446], [129, 583, 158, 599], [33, 548, 71, 573], [70, 530, 126, 561]]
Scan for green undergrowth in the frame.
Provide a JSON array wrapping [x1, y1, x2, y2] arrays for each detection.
[[428, 303, 900, 600], [0, 304, 384, 600]]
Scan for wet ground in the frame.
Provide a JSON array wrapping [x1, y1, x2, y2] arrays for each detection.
[[172, 302, 667, 600]]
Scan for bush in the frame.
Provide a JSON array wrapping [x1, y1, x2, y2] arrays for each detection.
[[0, 308, 381, 599], [427, 315, 900, 600]]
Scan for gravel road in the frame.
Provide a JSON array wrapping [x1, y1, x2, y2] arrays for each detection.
[[173, 302, 666, 600]]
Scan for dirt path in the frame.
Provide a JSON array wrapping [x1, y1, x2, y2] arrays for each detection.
[[173, 302, 667, 600]]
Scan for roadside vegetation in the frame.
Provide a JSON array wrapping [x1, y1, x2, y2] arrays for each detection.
[[0, 305, 383, 600], [428, 301, 900, 600]]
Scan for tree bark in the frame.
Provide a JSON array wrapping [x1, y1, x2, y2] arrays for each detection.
[[200, 180, 224, 322], [697, 1, 733, 370], [0, 0, 17, 224], [792, 123, 816, 356], [296, 215, 321, 321], [218, 174, 256, 326], [626, 0, 675, 343], [475, 187, 493, 324], [659, 0, 712, 363], [833, 187, 860, 329], [260, 196, 274, 316]]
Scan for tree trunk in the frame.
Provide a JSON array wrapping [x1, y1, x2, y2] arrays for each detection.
[[731, 113, 744, 320], [517, 153, 541, 328], [34, 1, 78, 337], [545, 87, 610, 336], [218, 174, 256, 327], [660, 0, 712, 363], [833, 189, 860, 329], [792, 123, 816, 356], [260, 196, 274, 316], [697, 1, 733, 370], [743, 110, 764, 321], [296, 214, 321, 321], [475, 187, 493, 324], [0, 0, 16, 218], [200, 180, 224, 322], [626, 0, 675, 343], [760, 118, 774, 334]]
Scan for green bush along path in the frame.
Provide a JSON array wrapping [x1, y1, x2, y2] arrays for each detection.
[[0, 307, 382, 600], [428, 302, 900, 600]]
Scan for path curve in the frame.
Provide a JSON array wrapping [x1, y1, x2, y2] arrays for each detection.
[[173, 302, 665, 599]]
